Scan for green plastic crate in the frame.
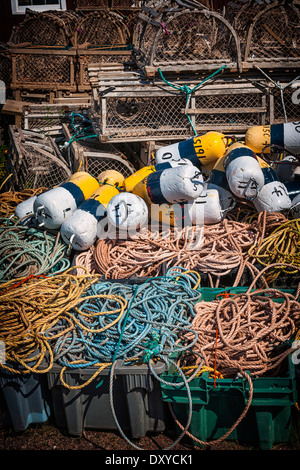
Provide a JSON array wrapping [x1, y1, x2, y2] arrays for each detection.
[[160, 286, 298, 450]]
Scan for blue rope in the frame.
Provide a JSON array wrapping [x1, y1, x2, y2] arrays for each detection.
[[46, 270, 202, 369]]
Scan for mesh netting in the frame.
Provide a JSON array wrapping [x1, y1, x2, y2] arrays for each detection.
[[194, 92, 265, 129], [10, 11, 81, 47], [16, 147, 70, 190], [272, 87, 300, 123], [8, 126, 71, 191], [152, 11, 239, 66], [73, 11, 130, 47], [12, 52, 76, 90], [104, 94, 190, 139], [244, 2, 300, 62]]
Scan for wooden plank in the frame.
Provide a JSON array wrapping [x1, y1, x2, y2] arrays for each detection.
[[182, 107, 267, 114], [2, 99, 36, 115]]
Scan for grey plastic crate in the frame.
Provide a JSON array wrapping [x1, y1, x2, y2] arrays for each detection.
[[0, 367, 51, 432], [47, 359, 167, 438]]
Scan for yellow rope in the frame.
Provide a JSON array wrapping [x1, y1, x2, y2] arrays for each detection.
[[248, 219, 300, 281], [0, 268, 127, 375]]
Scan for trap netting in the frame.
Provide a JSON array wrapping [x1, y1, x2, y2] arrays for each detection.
[[134, 3, 240, 71], [73, 10, 131, 47], [9, 10, 81, 47], [8, 125, 71, 191]]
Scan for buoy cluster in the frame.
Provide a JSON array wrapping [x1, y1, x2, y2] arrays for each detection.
[[14, 123, 300, 251]]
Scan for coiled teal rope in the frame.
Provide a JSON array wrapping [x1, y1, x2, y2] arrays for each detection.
[[0, 221, 70, 281], [46, 270, 202, 369]]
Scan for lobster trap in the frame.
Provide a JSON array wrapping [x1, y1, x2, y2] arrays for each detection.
[[134, 1, 242, 74], [61, 122, 136, 176], [8, 125, 71, 191], [10, 47, 77, 93], [88, 63, 271, 142], [242, 0, 300, 69], [0, 45, 12, 95], [22, 103, 92, 136], [77, 47, 133, 91], [72, 10, 131, 47], [9, 10, 81, 47]]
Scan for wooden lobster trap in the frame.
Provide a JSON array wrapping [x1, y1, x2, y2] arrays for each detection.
[[10, 46, 77, 93], [77, 47, 133, 91], [0, 45, 12, 94], [88, 64, 270, 142], [72, 10, 131, 47], [133, 1, 241, 75], [61, 123, 136, 176], [241, 0, 300, 69], [8, 125, 71, 191], [22, 103, 91, 136], [9, 10, 81, 47]]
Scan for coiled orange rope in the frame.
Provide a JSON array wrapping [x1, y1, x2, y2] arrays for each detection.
[[73, 218, 269, 286], [182, 285, 300, 378]]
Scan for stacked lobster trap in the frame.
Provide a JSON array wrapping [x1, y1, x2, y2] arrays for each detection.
[[74, 10, 133, 92], [9, 9, 80, 100], [85, 0, 300, 156], [7, 125, 72, 191]]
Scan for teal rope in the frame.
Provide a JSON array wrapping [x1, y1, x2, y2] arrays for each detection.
[[46, 271, 202, 369], [158, 65, 227, 135], [0, 223, 70, 282]]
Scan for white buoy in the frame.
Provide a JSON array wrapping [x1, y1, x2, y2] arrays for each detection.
[[60, 181, 122, 251], [132, 165, 205, 205], [224, 143, 264, 200], [33, 172, 100, 230], [253, 166, 291, 213], [190, 188, 233, 225], [106, 192, 149, 231], [15, 195, 37, 220]]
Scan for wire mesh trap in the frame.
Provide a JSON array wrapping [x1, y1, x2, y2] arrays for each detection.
[[8, 125, 71, 191], [61, 121, 136, 176], [134, 0, 241, 73], [88, 63, 271, 141], [241, 0, 300, 68], [72, 10, 131, 47], [9, 10, 81, 47], [10, 47, 77, 93]]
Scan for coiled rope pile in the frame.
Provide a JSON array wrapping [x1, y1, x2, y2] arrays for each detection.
[[73, 212, 287, 287], [0, 270, 102, 374], [0, 268, 201, 380], [44, 269, 202, 389], [0, 186, 47, 221], [248, 218, 300, 283], [179, 266, 300, 378], [0, 222, 70, 282]]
